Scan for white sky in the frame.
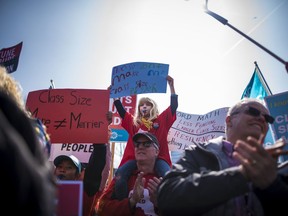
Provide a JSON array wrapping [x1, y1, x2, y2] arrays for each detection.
[[1, 0, 288, 115]]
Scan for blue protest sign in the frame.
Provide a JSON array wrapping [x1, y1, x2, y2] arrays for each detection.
[[110, 62, 169, 98], [264, 91, 288, 161]]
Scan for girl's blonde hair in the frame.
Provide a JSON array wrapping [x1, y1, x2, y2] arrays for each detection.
[[0, 66, 29, 116], [133, 97, 159, 127]]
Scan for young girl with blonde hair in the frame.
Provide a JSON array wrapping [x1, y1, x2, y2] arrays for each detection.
[[112, 75, 178, 200]]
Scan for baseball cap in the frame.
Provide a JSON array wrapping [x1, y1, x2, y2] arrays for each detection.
[[54, 155, 82, 173], [132, 132, 159, 149]]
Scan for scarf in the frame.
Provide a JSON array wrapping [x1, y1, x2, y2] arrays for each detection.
[[141, 118, 153, 130]]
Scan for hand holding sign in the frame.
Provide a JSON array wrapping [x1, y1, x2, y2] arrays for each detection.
[[110, 62, 169, 98]]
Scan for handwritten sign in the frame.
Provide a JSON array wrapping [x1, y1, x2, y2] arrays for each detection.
[[168, 108, 229, 151], [110, 62, 169, 98], [26, 89, 109, 143], [0, 42, 23, 73]]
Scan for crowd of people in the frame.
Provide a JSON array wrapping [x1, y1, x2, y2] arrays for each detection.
[[1, 64, 287, 216], [53, 111, 112, 216]]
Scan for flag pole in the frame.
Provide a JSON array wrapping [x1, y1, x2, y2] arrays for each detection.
[[107, 142, 115, 184], [204, 0, 288, 74], [49, 79, 55, 89], [254, 61, 273, 96]]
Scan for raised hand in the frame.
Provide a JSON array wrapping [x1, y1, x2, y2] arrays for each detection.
[[265, 137, 288, 158], [233, 134, 278, 189], [106, 111, 112, 124], [129, 172, 145, 207], [147, 176, 162, 207], [166, 75, 175, 94]]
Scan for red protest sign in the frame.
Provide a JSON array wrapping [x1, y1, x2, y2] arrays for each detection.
[[26, 89, 109, 143], [56, 181, 83, 216], [109, 95, 137, 130]]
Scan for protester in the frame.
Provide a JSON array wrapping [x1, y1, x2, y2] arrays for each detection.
[[53, 111, 112, 216], [96, 131, 163, 216], [0, 85, 56, 215], [157, 97, 288, 216], [112, 75, 178, 200], [84, 126, 112, 215], [0, 65, 51, 158], [0, 65, 56, 214]]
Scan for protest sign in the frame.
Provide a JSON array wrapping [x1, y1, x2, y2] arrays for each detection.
[[0, 42, 23, 73], [26, 89, 109, 143], [56, 181, 83, 216], [264, 91, 288, 161], [49, 143, 93, 163], [109, 95, 137, 142], [110, 62, 169, 98], [168, 108, 229, 151]]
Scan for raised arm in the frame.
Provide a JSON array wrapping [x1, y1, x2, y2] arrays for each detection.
[[167, 75, 175, 95], [83, 111, 112, 196], [114, 99, 126, 119], [108, 84, 127, 120], [167, 75, 178, 115]]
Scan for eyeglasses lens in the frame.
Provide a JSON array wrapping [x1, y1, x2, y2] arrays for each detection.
[[246, 107, 275, 124], [134, 141, 153, 148]]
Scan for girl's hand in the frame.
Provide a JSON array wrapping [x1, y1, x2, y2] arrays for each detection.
[[166, 75, 175, 94]]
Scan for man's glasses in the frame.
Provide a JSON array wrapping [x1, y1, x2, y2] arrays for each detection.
[[232, 106, 275, 124], [133, 141, 156, 148]]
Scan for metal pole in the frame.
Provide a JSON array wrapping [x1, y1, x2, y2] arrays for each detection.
[[204, 4, 288, 73]]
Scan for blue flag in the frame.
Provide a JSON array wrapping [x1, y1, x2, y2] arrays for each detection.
[[241, 69, 268, 100], [241, 65, 275, 146]]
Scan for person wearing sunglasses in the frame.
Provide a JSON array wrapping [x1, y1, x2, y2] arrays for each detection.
[[111, 75, 178, 202], [157, 97, 288, 216], [96, 132, 163, 216]]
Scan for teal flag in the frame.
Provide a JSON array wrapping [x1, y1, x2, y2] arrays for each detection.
[[241, 69, 268, 100], [241, 66, 275, 146]]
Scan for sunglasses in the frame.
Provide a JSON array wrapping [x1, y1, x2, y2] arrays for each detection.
[[133, 141, 157, 149], [232, 106, 275, 124]]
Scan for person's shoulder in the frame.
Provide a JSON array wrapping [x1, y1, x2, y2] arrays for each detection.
[[30, 117, 51, 157], [278, 161, 288, 176], [204, 136, 225, 147], [184, 136, 225, 152]]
